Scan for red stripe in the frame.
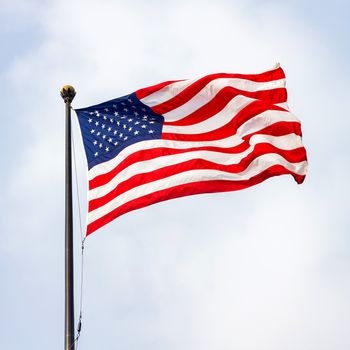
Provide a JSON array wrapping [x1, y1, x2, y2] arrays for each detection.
[[162, 100, 287, 142], [86, 164, 304, 236], [136, 80, 183, 100], [90, 141, 249, 190], [89, 120, 302, 190], [150, 68, 285, 115], [88, 143, 306, 212], [163, 86, 287, 126]]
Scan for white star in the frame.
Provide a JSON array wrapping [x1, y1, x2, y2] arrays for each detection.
[[114, 111, 119, 116], [134, 130, 139, 135], [123, 124, 127, 129], [89, 112, 94, 115], [105, 147, 109, 152], [119, 133, 123, 138], [112, 104, 117, 108], [148, 129, 154, 134], [110, 118, 114, 123], [93, 140, 98, 145], [99, 143, 102, 148], [117, 121, 120, 126], [96, 132, 101, 136], [101, 124, 105, 129], [127, 98, 132, 103], [143, 114, 148, 118], [103, 115, 107, 120], [123, 108, 128, 112], [141, 124, 147, 128], [149, 121, 155, 124], [124, 136, 128, 141], [128, 118, 133, 122], [108, 138, 113, 143], [104, 108, 109, 112], [94, 110, 99, 114], [121, 102, 126, 106], [114, 141, 119, 146], [90, 129, 95, 134], [107, 127, 112, 132], [88, 118, 92, 123], [141, 108, 146, 112], [128, 127, 133, 132], [132, 105, 136, 109], [102, 134, 106, 139], [94, 152, 98, 157], [113, 130, 117, 135], [95, 121, 99, 126], [134, 112, 139, 116], [135, 121, 140, 125]]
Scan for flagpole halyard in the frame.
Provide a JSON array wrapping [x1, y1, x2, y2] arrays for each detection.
[[60, 85, 76, 350]]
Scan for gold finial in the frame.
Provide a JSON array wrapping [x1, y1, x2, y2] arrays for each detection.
[[60, 85, 76, 103]]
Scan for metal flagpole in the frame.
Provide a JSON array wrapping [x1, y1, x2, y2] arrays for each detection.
[[60, 85, 76, 350]]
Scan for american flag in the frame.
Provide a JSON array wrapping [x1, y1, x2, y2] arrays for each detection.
[[75, 65, 307, 236]]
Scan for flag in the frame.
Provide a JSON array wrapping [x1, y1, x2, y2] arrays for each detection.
[[75, 65, 307, 236]]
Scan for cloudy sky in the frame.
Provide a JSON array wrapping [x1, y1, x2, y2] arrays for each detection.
[[1, 0, 349, 349]]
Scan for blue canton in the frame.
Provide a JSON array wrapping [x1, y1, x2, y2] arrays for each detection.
[[75, 92, 164, 169]]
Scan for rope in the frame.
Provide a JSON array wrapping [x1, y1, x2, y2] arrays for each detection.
[[72, 123, 86, 350], [76, 238, 85, 350]]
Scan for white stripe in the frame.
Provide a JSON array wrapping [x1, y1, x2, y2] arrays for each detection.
[[141, 76, 285, 109], [162, 78, 286, 122], [88, 136, 243, 180], [140, 78, 197, 107], [237, 110, 300, 137], [89, 133, 304, 201], [87, 154, 308, 224], [275, 102, 289, 110], [162, 95, 254, 135]]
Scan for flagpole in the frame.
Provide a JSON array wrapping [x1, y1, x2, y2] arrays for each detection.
[[61, 85, 76, 350]]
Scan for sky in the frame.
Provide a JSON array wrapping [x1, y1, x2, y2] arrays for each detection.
[[1, 0, 350, 349]]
